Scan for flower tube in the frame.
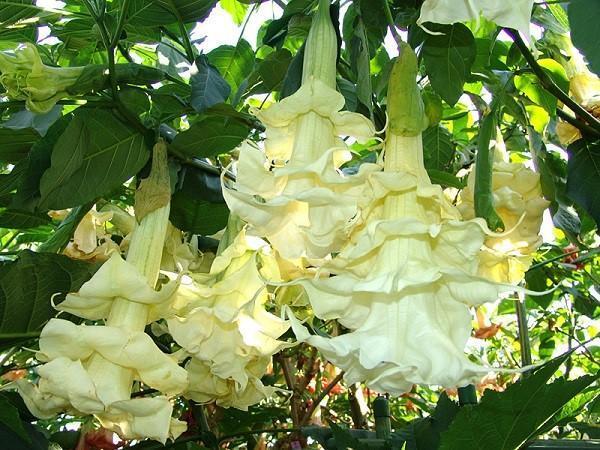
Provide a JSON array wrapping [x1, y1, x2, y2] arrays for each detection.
[[222, 0, 379, 260], [17, 141, 188, 443], [288, 44, 524, 394]]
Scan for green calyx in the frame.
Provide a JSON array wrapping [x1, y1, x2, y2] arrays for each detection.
[[387, 42, 429, 137]]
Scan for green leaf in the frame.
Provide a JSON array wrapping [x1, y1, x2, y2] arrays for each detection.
[[525, 267, 553, 309], [439, 355, 600, 450], [0, 0, 38, 27], [0, 209, 52, 229], [514, 59, 568, 117], [281, 43, 304, 98], [170, 193, 229, 235], [220, 0, 248, 25], [427, 169, 465, 189], [566, 139, 600, 228], [0, 251, 97, 348], [190, 55, 231, 113], [207, 40, 255, 104], [412, 393, 460, 450], [38, 108, 150, 210], [257, 49, 292, 92], [349, 13, 373, 115], [422, 125, 455, 172], [569, 0, 600, 75], [3, 106, 62, 136], [0, 395, 30, 445], [10, 116, 70, 212], [0, 128, 41, 163], [127, 0, 218, 26], [171, 115, 249, 158], [422, 23, 476, 106]]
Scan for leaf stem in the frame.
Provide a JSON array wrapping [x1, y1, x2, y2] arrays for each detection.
[[505, 28, 600, 136]]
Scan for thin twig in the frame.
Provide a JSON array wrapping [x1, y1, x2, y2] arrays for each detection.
[[505, 28, 600, 137], [301, 371, 344, 424]]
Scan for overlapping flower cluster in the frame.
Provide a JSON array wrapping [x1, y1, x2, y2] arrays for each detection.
[[14, 0, 552, 442], [221, 0, 549, 395], [17, 145, 291, 442]]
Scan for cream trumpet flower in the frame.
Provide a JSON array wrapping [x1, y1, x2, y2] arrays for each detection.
[[546, 32, 600, 146], [417, 0, 534, 41], [63, 208, 121, 262], [167, 229, 290, 410], [17, 141, 188, 443], [222, 0, 380, 260], [457, 135, 549, 285], [288, 44, 520, 395]]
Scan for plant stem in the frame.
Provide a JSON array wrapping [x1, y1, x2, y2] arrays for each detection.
[[505, 28, 600, 136], [301, 371, 344, 424], [111, 0, 131, 49], [516, 294, 533, 368]]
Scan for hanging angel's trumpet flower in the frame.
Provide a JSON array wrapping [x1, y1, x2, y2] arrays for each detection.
[[17, 141, 188, 443], [222, 0, 380, 260], [288, 43, 525, 394], [546, 32, 600, 146], [167, 228, 290, 409], [0, 43, 88, 113], [417, 0, 534, 41], [0, 43, 165, 114], [62, 208, 121, 262], [457, 134, 549, 285]]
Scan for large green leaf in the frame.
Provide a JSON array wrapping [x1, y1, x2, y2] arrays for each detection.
[[348, 13, 373, 115], [171, 115, 249, 158], [513, 59, 569, 117], [256, 49, 292, 92], [127, 0, 218, 26], [220, 0, 248, 25], [0, 209, 52, 229], [439, 354, 599, 450], [0, 251, 97, 348], [0, 395, 30, 445], [0, 0, 38, 27], [190, 55, 231, 113], [422, 125, 455, 172], [10, 116, 70, 212], [170, 193, 229, 236], [207, 40, 255, 103], [422, 23, 476, 106], [566, 139, 600, 228], [38, 108, 150, 210], [569, 0, 600, 75], [0, 128, 40, 163]]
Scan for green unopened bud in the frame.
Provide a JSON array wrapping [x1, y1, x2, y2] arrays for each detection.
[[387, 42, 428, 136]]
